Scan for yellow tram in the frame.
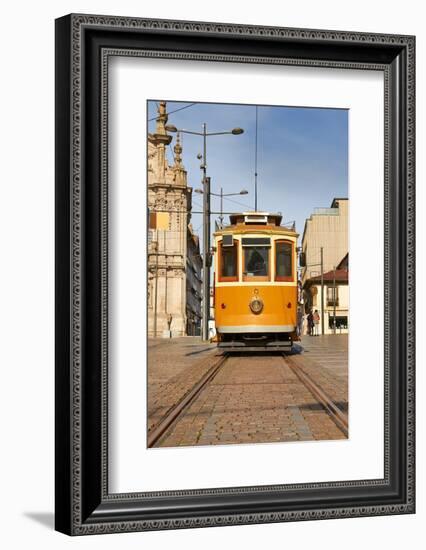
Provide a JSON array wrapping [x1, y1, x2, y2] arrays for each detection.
[[213, 212, 299, 351]]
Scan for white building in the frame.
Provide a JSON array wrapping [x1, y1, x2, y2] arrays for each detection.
[[303, 254, 349, 334]]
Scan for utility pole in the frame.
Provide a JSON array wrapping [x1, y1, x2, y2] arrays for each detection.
[[164, 122, 244, 341], [320, 246, 324, 336], [254, 105, 258, 211], [333, 265, 337, 334], [202, 176, 211, 341], [201, 123, 208, 342], [219, 187, 224, 228]]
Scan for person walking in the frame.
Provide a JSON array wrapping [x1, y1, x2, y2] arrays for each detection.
[[307, 310, 314, 336], [313, 309, 320, 336], [297, 306, 304, 337]]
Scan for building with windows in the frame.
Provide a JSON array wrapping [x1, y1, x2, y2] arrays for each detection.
[[301, 199, 349, 334], [147, 102, 202, 337], [303, 254, 349, 334], [301, 198, 348, 286]]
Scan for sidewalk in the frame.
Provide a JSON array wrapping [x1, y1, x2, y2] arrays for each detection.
[[299, 333, 348, 356], [292, 334, 348, 413], [148, 337, 219, 431]]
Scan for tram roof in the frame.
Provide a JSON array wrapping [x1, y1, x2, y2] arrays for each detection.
[[229, 212, 283, 226], [215, 212, 297, 236]]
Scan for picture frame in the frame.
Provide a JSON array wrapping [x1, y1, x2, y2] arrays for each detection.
[[55, 13, 415, 535]]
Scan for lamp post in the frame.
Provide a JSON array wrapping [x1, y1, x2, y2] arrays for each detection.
[[165, 123, 244, 341], [195, 187, 248, 228]]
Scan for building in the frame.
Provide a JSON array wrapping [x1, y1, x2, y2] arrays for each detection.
[[301, 198, 348, 286], [301, 198, 349, 334], [147, 101, 202, 337], [186, 225, 202, 335], [303, 254, 349, 334]]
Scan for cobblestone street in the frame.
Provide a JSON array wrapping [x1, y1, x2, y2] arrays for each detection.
[[147, 335, 348, 447], [147, 338, 218, 431]]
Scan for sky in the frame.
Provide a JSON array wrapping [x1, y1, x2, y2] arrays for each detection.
[[147, 100, 348, 242]]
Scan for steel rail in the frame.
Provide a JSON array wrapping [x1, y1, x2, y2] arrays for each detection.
[[283, 354, 349, 437], [147, 353, 229, 448]]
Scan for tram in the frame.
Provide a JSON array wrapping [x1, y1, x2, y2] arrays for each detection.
[[213, 212, 299, 351]]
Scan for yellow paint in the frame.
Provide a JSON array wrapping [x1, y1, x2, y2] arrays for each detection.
[[214, 285, 297, 328], [213, 232, 298, 286], [214, 225, 299, 238], [156, 212, 169, 230], [149, 211, 169, 230]]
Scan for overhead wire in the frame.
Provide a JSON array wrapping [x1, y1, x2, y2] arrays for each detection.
[[254, 105, 259, 212], [148, 102, 197, 121], [220, 195, 254, 210]]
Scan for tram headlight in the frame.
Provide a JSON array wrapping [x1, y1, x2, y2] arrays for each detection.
[[249, 297, 264, 314]]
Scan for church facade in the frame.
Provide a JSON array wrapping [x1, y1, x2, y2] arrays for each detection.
[[147, 102, 202, 337]]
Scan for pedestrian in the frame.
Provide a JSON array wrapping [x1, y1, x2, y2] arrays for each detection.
[[307, 310, 314, 336], [297, 306, 304, 337], [313, 309, 320, 335]]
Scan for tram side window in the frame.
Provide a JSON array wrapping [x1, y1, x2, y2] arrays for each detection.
[[243, 247, 269, 279], [220, 243, 238, 281], [276, 241, 293, 280]]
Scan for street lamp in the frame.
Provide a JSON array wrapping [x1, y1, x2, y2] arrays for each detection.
[[195, 188, 249, 228], [165, 122, 244, 341]]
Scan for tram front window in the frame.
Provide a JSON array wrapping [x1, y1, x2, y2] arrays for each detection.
[[244, 247, 269, 279]]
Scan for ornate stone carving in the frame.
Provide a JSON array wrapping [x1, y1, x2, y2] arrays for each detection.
[[147, 101, 202, 338]]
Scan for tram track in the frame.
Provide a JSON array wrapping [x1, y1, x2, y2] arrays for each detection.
[[147, 352, 229, 448], [283, 354, 349, 437], [148, 350, 348, 448]]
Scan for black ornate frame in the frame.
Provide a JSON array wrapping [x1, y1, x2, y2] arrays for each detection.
[[55, 14, 415, 535]]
